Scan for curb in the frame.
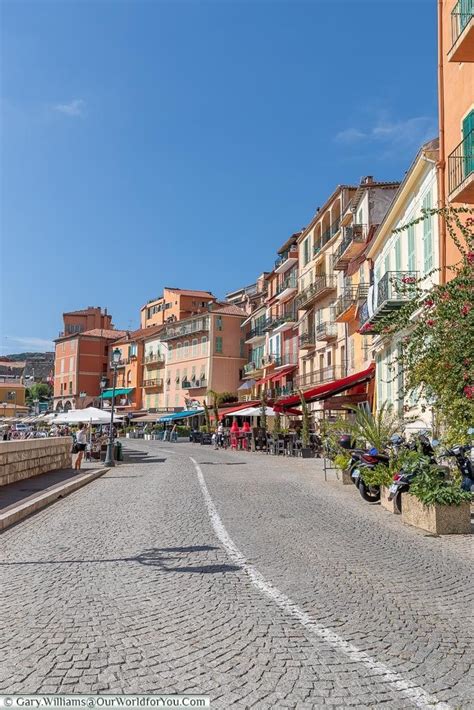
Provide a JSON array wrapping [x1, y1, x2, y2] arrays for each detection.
[[0, 467, 110, 532]]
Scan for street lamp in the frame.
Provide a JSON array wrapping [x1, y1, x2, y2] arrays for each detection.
[[104, 348, 121, 467], [100, 377, 107, 410]]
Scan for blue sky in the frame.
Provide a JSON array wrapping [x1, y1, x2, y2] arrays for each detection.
[[1, 0, 437, 353]]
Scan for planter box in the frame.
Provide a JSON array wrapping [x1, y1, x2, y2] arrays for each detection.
[[341, 468, 353, 485], [402, 494, 471, 535], [380, 486, 398, 514], [301, 448, 314, 459]]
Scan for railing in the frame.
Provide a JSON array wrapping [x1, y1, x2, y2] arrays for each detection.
[[274, 384, 294, 397], [335, 284, 369, 318], [266, 308, 297, 331], [451, 0, 473, 48], [299, 331, 316, 347], [296, 275, 336, 309], [244, 361, 259, 375], [276, 273, 298, 295], [274, 247, 298, 269], [313, 217, 341, 256], [143, 378, 163, 388], [448, 129, 474, 196], [377, 271, 417, 306], [278, 353, 298, 366], [144, 353, 165, 365], [316, 322, 338, 340], [261, 354, 281, 367], [160, 317, 210, 340], [295, 366, 343, 389], [182, 379, 207, 389], [332, 224, 367, 268], [247, 321, 269, 340]]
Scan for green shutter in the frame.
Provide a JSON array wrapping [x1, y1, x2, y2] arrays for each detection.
[[423, 191, 433, 274], [407, 224, 416, 272], [394, 237, 401, 272], [462, 110, 474, 179]]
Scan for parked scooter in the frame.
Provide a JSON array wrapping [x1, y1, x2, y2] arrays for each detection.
[[439, 443, 473, 492], [346, 446, 390, 503], [388, 433, 443, 513]]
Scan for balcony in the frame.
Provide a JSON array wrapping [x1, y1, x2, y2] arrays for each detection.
[[296, 275, 336, 309], [246, 321, 269, 344], [295, 366, 344, 390], [335, 284, 369, 323], [143, 378, 163, 389], [274, 247, 298, 274], [261, 354, 281, 368], [359, 271, 417, 331], [275, 273, 298, 301], [144, 352, 165, 366], [332, 225, 368, 270], [313, 217, 341, 257], [448, 0, 474, 62], [160, 317, 210, 340], [448, 130, 474, 203], [266, 308, 297, 333], [243, 361, 263, 378], [182, 379, 208, 390], [316, 322, 338, 341], [299, 331, 317, 349]]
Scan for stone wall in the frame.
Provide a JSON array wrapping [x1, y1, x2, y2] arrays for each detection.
[[0, 438, 72, 487]]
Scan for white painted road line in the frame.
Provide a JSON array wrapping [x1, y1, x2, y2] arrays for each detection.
[[190, 456, 452, 710]]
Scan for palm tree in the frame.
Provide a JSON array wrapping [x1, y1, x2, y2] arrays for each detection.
[[346, 402, 402, 451]]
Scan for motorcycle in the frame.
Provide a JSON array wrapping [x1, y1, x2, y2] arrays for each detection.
[[388, 433, 444, 513], [438, 443, 473, 492], [346, 447, 390, 503]]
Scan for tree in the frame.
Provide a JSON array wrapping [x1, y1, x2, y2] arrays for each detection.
[[26, 383, 52, 404], [373, 206, 474, 441], [207, 389, 220, 427]]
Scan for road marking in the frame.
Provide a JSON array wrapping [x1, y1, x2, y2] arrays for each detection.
[[190, 456, 451, 710]]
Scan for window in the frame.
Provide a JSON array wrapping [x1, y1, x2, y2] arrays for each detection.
[[422, 191, 433, 274], [216, 336, 223, 354], [183, 340, 189, 357], [168, 345, 173, 361], [216, 316, 223, 331], [201, 336, 208, 354], [303, 238, 310, 266], [327, 350, 332, 367], [407, 224, 416, 272], [69, 357, 74, 372], [462, 110, 474, 178], [240, 338, 245, 358], [60, 359, 65, 374], [192, 338, 198, 355], [68, 382, 72, 394]]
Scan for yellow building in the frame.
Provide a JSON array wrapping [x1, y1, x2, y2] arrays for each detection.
[[0, 379, 27, 418]]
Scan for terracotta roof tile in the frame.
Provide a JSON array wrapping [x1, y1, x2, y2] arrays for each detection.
[[82, 329, 127, 339], [212, 304, 247, 316]]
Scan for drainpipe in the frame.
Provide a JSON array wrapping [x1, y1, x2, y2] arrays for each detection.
[[437, 0, 447, 284]]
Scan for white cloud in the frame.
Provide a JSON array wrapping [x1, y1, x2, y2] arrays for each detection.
[[54, 99, 86, 117], [1, 336, 54, 353], [335, 115, 437, 154]]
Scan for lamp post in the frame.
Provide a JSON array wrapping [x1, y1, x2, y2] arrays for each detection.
[[100, 376, 107, 410], [104, 348, 121, 467]]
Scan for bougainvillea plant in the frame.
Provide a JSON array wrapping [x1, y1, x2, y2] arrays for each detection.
[[373, 206, 474, 442]]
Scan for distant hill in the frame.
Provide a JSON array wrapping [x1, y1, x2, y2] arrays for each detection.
[[2, 352, 54, 362]]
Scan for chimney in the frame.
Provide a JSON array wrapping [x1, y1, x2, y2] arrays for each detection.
[[363, 176, 374, 184]]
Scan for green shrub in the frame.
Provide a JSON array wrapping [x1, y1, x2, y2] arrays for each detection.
[[176, 426, 191, 436], [333, 453, 351, 471], [360, 463, 392, 488], [407, 454, 471, 506]]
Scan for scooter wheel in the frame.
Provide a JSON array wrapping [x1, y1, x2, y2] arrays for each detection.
[[358, 480, 381, 503]]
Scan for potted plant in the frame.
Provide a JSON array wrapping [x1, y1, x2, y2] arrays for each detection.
[[401, 454, 471, 534], [298, 389, 314, 458]]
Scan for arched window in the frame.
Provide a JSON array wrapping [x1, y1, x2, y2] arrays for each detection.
[[201, 336, 208, 355]]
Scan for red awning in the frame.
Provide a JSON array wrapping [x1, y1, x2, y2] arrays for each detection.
[[275, 363, 375, 409], [255, 373, 276, 386], [271, 365, 296, 383]]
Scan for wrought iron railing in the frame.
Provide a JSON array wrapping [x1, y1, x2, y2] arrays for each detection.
[[266, 308, 297, 331], [316, 322, 338, 340], [377, 271, 418, 306], [299, 331, 316, 347], [451, 0, 473, 48], [243, 361, 259, 375], [295, 366, 343, 389], [296, 275, 336, 308], [160, 317, 210, 340], [182, 379, 207, 389], [335, 284, 369, 318], [247, 321, 269, 340], [274, 247, 298, 269], [332, 224, 367, 268], [143, 378, 163, 388], [313, 217, 341, 256], [448, 129, 474, 196], [276, 273, 298, 295], [144, 353, 165, 365]]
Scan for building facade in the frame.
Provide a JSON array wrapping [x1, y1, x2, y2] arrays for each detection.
[[140, 288, 216, 329], [438, 0, 474, 273]]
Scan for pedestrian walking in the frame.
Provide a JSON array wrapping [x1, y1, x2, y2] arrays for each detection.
[[74, 423, 88, 470]]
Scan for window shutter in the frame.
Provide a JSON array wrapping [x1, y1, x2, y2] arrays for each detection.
[[407, 224, 416, 272], [423, 191, 433, 274]]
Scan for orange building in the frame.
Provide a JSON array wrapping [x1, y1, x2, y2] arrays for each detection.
[[141, 288, 216, 329], [438, 0, 474, 274], [53, 308, 125, 411]]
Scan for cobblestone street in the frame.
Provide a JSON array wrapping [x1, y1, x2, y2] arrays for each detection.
[[1, 440, 473, 709]]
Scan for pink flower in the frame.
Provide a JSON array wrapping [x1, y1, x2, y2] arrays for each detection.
[[424, 298, 434, 308], [466, 217, 474, 227], [461, 303, 472, 316], [464, 385, 473, 399], [402, 276, 416, 284], [426, 319, 435, 327], [467, 252, 474, 264]]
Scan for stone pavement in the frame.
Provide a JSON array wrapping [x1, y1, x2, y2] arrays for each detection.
[[0, 439, 472, 709]]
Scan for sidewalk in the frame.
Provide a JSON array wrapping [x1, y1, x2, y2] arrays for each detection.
[[0, 462, 108, 531]]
